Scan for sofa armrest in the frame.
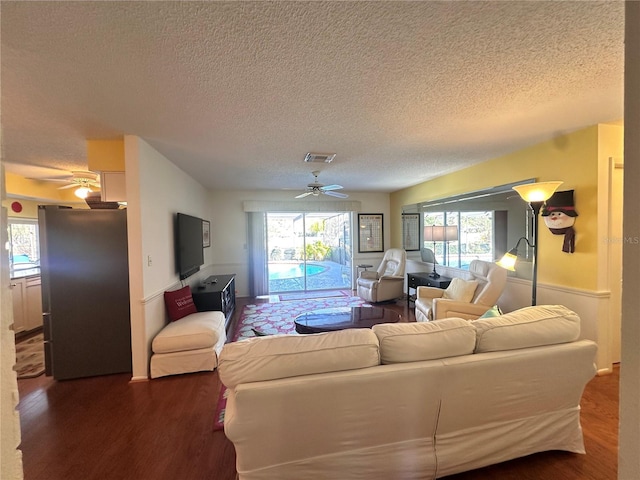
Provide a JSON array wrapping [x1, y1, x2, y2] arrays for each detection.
[[432, 299, 491, 320], [416, 286, 445, 300]]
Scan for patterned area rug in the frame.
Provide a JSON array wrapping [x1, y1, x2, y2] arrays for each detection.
[[15, 332, 45, 379], [213, 294, 367, 430], [278, 290, 353, 301]]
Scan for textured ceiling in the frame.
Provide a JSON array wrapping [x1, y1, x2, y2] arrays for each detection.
[[1, 1, 625, 195]]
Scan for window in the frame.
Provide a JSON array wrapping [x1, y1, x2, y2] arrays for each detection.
[[8, 219, 40, 271], [423, 211, 494, 269]]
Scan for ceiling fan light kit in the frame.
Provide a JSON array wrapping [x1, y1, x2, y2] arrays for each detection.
[[74, 186, 93, 199], [40, 170, 101, 199], [295, 170, 348, 199]]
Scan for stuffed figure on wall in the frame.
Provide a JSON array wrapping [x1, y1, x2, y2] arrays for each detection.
[[541, 189, 578, 253]]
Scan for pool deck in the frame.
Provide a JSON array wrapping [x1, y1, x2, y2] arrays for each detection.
[[269, 261, 352, 293]]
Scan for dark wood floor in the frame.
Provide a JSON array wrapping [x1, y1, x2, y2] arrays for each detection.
[[17, 294, 618, 480]]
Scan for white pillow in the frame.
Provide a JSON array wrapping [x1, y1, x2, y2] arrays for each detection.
[[474, 304, 581, 353], [218, 328, 380, 389], [442, 278, 478, 302], [373, 318, 476, 364]]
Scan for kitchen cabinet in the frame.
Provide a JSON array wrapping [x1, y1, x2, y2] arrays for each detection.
[[11, 274, 43, 333], [100, 171, 126, 202]]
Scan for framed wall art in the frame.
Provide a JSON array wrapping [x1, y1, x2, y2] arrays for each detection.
[[202, 220, 211, 248], [402, 213, 420, 251], [358, 213, 384, 253]]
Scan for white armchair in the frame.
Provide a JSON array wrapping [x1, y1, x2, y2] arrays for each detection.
[[415, 259, 507, 321], [356, 248, 406, 303]]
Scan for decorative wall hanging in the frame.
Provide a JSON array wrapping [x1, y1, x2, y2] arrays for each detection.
[[203, 220, 211, 248], [541, 189, 578, 253], [358, 214, 384, 253], [402, 213, 420, 251]]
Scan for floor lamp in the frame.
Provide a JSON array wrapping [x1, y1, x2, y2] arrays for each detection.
[[497, 181, 563, 306], [423, 225, 458, 279]]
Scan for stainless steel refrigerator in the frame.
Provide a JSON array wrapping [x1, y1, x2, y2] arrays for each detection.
[[39, 205, 132, 380]]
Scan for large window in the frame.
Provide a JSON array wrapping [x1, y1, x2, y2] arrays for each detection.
[[8, 219, 40, 271], [423, 211, 494, 269]]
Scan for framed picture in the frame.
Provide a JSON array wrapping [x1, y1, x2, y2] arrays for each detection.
[[358, 213, 384, 253], [402, 213, 420, 251], [202, 220, 211, 248]]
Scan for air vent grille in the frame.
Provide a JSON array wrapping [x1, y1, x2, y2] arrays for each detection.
[[304, 152, 336, 163]]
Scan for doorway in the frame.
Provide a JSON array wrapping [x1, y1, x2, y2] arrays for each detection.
[[266, 212, 352, 293]]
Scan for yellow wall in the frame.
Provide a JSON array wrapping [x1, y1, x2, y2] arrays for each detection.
[[87, 139, 125, 171], [2, 198, 86, 219], [2, 199, 41, 219], [4, 172, 83, 205], [391, 124, 622, 291]]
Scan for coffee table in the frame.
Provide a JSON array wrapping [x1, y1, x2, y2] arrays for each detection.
[[294, 306, 401, 334]]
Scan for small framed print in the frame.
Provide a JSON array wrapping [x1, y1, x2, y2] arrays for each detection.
[[358, 213, 384, 253], [203, 220, 211, 248], [402, 213, 420, 251]]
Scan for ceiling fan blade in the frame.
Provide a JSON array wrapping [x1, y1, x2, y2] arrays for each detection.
[[320, 184, 343, 191], [323, 190, 349, 198], [38, 178, 73, 183], [295, 191, 313, 199], [57, 184, 77, 190]]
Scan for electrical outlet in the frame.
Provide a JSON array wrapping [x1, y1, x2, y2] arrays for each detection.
[[147, 255, 153, 267]]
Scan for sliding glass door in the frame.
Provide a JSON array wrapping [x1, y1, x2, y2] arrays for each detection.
[[266, 212, 352, 293]]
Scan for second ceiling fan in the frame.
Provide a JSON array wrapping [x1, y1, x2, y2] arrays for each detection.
[[295, 171, 348, 199]]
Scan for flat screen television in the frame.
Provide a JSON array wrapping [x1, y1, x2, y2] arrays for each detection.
[[176, 212, 204, 280]]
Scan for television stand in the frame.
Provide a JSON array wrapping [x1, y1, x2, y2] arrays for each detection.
[[191, 274, 236, 333]]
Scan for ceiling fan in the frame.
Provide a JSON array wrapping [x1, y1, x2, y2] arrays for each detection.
[[295, 171, 348, 199], [41, 170, 101, 198]]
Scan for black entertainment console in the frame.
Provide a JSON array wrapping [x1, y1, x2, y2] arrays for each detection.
[[191, 274, 236, 333]]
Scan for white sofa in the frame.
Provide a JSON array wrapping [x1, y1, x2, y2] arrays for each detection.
[[218, 305, 597, 480]]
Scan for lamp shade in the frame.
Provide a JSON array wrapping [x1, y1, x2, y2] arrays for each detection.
[[512, 181, 563, 203], [497, 251, 518, 271], [424, 225, 458, 242]]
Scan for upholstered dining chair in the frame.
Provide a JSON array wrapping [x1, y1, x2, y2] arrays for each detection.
[[415, 259, 507, 322], [356, 248, 406, 303]]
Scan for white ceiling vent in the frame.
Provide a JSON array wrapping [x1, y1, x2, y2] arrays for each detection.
[[304, 152, 336, 163]]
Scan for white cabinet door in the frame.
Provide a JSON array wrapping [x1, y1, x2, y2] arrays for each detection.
[[10, 278, 26, 333], [25, 276, 43, 331], [100, 171, 126, 202]]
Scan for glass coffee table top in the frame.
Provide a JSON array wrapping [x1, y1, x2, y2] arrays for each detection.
[[294, 306, 401, 334]]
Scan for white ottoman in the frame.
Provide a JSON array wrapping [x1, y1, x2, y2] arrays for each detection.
[[150, 311, 227, 379]]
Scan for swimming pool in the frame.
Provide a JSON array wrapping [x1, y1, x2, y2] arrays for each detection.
[[268, 263, 327, 280]]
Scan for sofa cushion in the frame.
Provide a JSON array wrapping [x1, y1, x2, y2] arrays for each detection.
[[373, 318, 476, 364], [473, 304, 581, 353], [164, 285, 198, 321], [152, 311, 225, 354], [442, 278, 478, 302], [218, 328, 380, 389]]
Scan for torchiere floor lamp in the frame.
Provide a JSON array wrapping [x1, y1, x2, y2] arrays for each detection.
[[497, 181, 563, 306]]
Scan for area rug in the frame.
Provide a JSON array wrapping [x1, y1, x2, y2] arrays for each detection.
[[213, 294, 368, 430], [15, 332, 45, 379], [278, 290, 353, 301]]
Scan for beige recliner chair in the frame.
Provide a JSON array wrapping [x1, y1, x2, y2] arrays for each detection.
[[415, 259, 507, 321], [356, 248, 406, 303]]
